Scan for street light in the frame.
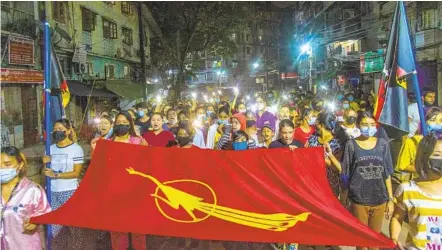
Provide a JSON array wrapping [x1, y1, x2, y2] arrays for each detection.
[[253, 62, 259, 69], [153, 78, 159, 83], [300, 43, 312, 56]]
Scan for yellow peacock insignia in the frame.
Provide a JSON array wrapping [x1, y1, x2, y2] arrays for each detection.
[[126, 167, 310, 231]]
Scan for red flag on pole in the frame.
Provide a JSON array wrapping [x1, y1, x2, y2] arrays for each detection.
[[32, 141, 394, 248]]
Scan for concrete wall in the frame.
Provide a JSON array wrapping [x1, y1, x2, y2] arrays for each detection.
[[45, 1, 150, 80]]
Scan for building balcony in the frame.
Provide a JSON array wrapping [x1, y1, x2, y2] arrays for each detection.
[[415, 28, 442, 49], [1, 4, 36, 38]]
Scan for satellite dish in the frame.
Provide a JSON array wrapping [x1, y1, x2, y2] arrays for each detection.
[[55, 24, 72, 43]]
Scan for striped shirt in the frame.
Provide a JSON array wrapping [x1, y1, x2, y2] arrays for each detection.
[[394, 181, 442, 250]]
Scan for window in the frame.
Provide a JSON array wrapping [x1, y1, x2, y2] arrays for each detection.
[[259, 36, 262, 41], [59, 57, 72, 77], [102, 17, 117, 39], [246, 47, 251, 55], [53, 2, 67, 23], [121, 2, 133, 15], [122, 27, 133, 46], [246, 34, 250, 42], [104, 1, 115, 5], [418, 9, 438, 31], [81, 7, 96, 31], [124, 66, 132, 78], [87, 62, 94, 76], [105, 64, 115, 79]]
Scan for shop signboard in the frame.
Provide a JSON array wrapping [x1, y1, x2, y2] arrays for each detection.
[[360, 49, 384, 73], [8, 36, 34, 66], [0, 68, 43, 84]]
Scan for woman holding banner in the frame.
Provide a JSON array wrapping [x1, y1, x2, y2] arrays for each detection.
[[42, 119, 93, 249], [1, 146, 51, 250], [102, 111, 148, 249]]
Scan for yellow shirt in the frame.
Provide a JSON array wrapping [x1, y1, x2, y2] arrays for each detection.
[[395, 181, 442, 250], [395, 135, 423, 182]]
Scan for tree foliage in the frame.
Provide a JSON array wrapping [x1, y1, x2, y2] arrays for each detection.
[[147, 2, 253, 94]]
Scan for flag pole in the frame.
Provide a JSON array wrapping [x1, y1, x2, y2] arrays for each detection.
[[400, 1, 427, 136], [43, 21, 53, 250]]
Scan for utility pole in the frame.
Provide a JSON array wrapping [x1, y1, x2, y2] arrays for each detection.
[[137, 3, 148, 101]]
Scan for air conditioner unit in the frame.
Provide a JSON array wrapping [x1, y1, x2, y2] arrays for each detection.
[[80, 63, 88, 74]]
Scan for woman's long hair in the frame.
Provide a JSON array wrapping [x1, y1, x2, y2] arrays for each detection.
[[415, 135, 441, 180]]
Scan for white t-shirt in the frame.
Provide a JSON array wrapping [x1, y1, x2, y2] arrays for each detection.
[[50, 143, 84, 192], [408, 103, 420, 137]]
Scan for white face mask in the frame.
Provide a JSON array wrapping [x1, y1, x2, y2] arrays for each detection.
[[239, 109, 247, 114]]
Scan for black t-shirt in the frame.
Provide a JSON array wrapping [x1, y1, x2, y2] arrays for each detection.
[[268, 139, 304, 149], [342, 138, 394, 206], [135, 119, 151, 135]]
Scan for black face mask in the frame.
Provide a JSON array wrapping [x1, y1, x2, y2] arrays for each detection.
[[246, 120, 256, 128], [345, 116, 357, 125], [114, 124, 130, 136], [53, 131, 67, 143], [429, 158, 442, 174], [177, 136, 192, 147]]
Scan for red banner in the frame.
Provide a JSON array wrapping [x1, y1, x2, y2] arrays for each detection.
[[32, 140, 394, 247]]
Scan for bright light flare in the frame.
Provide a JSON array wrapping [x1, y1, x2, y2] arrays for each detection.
[[253, 63, 259, 69], [191, 92, 197, 99], [156, 95, 162, 103], [233, 87, 239, 95]]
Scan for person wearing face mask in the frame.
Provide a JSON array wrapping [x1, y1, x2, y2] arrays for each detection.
[[213, 107, 231, 149], [306, 112, 342, 197], [255, 96, 277, 135], [341, 112, 394, 250], [1, 146, 51, 250], [178, 110, 206, 149], [175, 124, 195, 148], [395, 107, 442, 184], [135, 103, 151, 135], [42, 119, 92, 248], [96, 112, 147, 250], [142, 113, 175, 147], [390, 135, 442, 250], [293, 108, 317, 146]]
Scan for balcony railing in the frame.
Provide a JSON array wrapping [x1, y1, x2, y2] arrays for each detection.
[[1, 4, 36, 38]]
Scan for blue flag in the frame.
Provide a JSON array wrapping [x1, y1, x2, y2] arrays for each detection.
[[375, 1, 418, 134]]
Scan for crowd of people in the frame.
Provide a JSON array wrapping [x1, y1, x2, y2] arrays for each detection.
[[1, 85, 441, 250]]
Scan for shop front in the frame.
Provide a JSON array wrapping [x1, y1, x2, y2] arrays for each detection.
[[0, 68, 43, 148]]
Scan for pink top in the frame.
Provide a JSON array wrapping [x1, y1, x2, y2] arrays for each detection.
[[0, 177, 51, 250]]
